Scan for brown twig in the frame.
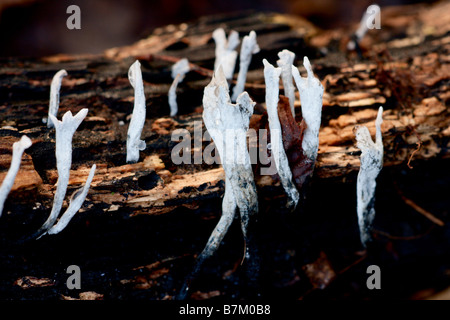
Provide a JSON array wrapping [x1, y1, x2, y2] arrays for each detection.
[[393, 180, 444, 227]]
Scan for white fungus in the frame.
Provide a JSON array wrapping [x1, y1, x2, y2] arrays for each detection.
[[0, 135, 32, 217], [355, 106, 384, 247], [347, 4, 381, 51], [126, 60, 147, 163], [291, 56, 324, 161], [263, 59, 299, 210], [178, 67, 258, 299], [277, 49, 296, 116], [169, 58, 190, 117], [46, 164, 96, 236], [212, 28, 240, 80], [36, 108, 88, 237], [48, 69, 68, 128], [231, 30, 260, 102]]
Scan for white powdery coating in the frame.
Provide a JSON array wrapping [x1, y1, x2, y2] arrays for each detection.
[[212, 28, 240, 80], [169, 58, 191, 117], [277, 49, 296, 116], [126, 60, 147, 163], [48, 69, 68, 128], [39, 108, 88, 234], [263, 59, 299, 210], [47, 164, 96, 235], [355, 106, 384, 247], [292, 56, 324, 161], [231, 31, 260, 102], [202, 66, 258, 234], [0, 135, 32, 217]]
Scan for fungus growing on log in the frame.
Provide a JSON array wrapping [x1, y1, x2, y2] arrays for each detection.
[[34, 108, 89, 238], [291, 56, 324, 162], [126, 60, 147, 163], [45, 164, 96, 236], [263, 59, 299, 210], [0, 135, 32, 217], [169, 58, 190, 117], [178, 66, 258, 299], [47, 69, 68, 128], [212, 28, 240, 80], [277, 49, 296, 116], [347, 4, 381, 51], [231, 30, 260, 102], [355, 106, 384, 247]]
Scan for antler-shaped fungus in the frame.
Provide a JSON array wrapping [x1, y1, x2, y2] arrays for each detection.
[[212, 28, 240, 80], [0, 135, 32, 217], [169, 58, 190, 117], [291, 56, 324, 162], [355, 106, 384, 247], [231, 30, 259, 102], [126, 60, 147, 163], [47, 69, 68, 128], [263, 59, 299, 210], [178, 66, 258, 299]]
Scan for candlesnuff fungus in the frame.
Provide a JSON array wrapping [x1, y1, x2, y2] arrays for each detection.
[[178, 66, 258, 299], [126, 60, 147, 163], [355, 106, 384, 247], [263, 59, 299, 210], [34, 108, 89, 238], [231, 30, 260, 102], [48, 69, 68, 128], [291, 56, 324, 162], [0, 135, 32, 217], [347, 4, 381, 51], [212, 28, 240, 80], [277, 49, 296, 117], [169, 58, 190, 117], [45, 164, 96, 236]]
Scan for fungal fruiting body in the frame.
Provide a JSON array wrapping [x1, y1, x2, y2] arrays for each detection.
[[212, 28, 240, 80], [169, 58, 190, 117], [291, 57, 324, 162], [355, 106, 384, 247], [48, 69, 68, 128], [46, 164, 96, 235], [347, 4, 381, 51], [0, 136, 32, 217], [36, 109, 89, 237], [231, 31, 260, 102], [178, 67, 258, 299], [277, 49, 296, 116], [263, 59, 299, 210], [126, 60, 147, 163]]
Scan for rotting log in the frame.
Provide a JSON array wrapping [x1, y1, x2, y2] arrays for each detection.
[[0, 2, 449, 221]]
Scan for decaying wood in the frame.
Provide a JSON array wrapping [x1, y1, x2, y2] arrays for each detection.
[[0, 2, 449, 220]]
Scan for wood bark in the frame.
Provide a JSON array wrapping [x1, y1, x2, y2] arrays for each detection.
[[0, 1, 449, 219]]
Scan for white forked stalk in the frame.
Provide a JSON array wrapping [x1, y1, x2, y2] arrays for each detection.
[[212, 28, 240, 80], [292, 56, 324, 162], [46, 164, 96, 236], [231, 30, 259, 102], [178, 67, 258, 299], [126, 60, 147, 163], [169, 58, 190, 117], [277, 49, 296, 116], [48, 69, 68, 128], [355, 106, 384, 247], [0, 136, 32, 217], [36, 109, 88, 237], [263, 59, 299, 210]]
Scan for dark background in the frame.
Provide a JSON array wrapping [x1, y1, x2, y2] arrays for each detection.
[[0, 0, 435, 57]]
